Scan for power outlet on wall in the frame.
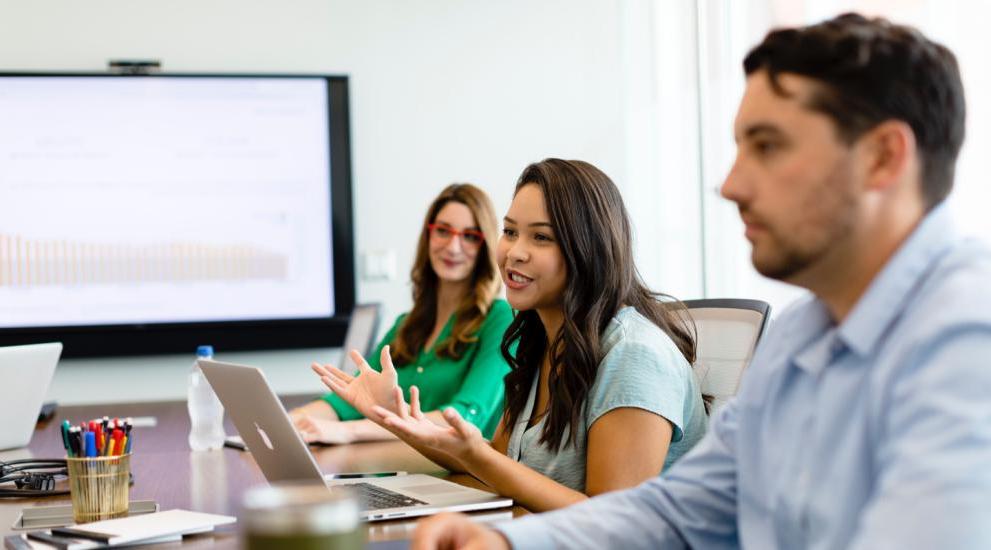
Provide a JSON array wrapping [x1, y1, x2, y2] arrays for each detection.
[[361, 249, 397, 281]]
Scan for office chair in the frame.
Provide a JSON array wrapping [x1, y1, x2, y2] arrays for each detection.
[[683, 299, 771, 413], [340, 303, 382, 374]]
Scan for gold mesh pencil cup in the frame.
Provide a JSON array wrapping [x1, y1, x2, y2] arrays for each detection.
[[66, 454, 131, 524]]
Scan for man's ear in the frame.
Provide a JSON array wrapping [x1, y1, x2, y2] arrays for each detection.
[[861, 120, 917, 192]]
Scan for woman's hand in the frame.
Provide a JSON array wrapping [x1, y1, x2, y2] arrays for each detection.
[[373, 386, 487, 460], [312, 346, 405, 418], [292, 414, 355, 445], [288, 399, 338, 423]]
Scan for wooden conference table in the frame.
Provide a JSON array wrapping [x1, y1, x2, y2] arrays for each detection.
[[0, 397, 528, 547]]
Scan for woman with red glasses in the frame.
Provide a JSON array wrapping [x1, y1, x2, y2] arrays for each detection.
[[289, 184, 512, 444]]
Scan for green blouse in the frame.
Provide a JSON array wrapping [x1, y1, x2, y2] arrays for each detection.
[[322, 299, 513, 438]]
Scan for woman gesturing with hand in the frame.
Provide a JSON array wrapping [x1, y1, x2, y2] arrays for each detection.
[[311, 347, 405, 419], [375, 386, 486, 459], [319, 159, 709, 513], [290, 184, 513, 446]]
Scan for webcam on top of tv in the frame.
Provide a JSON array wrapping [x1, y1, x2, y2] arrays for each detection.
[[107, 59, 162, 75]]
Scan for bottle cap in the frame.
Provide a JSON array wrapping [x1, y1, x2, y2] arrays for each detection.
[[196, 345, 214, 358]]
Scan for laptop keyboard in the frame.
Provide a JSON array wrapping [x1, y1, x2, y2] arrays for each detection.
[[350, 482, 428, 511]]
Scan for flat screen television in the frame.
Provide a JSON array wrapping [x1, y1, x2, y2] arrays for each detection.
[[0, 73, 355, 357]]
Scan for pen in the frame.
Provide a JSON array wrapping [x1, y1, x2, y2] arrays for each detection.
[[60, 416, 136, 457], [84, 431, 97, 458], [60, 420, 72, 457], [69, 427, 81, 457], [124, 418, 133, 454], [112, 429, 124, 456]]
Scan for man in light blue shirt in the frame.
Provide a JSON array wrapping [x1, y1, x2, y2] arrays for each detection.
[[410, 13, 991, 550]]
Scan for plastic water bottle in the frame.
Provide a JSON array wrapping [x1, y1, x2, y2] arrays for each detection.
[[187, 345, 225, 451]]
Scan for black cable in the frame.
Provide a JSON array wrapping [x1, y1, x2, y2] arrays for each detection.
[[0, 458, 69, 498]]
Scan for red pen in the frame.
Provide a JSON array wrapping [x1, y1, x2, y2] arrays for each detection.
[[112, 429, 124, 456]]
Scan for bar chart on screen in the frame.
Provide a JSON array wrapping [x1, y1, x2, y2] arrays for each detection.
[[0, 235, 289, 287], [0, 215, 329, 328]]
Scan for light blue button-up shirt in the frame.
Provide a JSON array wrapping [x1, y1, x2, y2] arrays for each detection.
[[498, 204, 991, 549]]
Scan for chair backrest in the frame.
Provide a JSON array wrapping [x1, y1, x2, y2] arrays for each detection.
[[683, 299, 771, 413], [341, 303, 381, 373]]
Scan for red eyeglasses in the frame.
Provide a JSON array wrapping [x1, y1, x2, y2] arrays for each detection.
[[427, 223, 485, 248]]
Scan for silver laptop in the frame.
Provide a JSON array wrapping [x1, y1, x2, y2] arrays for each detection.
[[0, 342, 63, 451], [197, 359, 512, 521]]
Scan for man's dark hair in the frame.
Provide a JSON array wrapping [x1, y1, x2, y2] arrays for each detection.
[[743, 13, 966, 210]]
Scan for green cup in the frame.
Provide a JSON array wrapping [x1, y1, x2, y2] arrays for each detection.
[[242, 483, 363, 550]]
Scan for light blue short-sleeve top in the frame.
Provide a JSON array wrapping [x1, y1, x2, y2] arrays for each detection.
[[505, 306, 708, 492]]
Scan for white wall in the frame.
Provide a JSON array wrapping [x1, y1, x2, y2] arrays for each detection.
[[697, 0, 991, 315], [0, 0, 639, 404], [23, 1, 981, 406]]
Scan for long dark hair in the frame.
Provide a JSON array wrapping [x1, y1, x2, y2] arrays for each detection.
[[391, 183, 501, 365], [500, 159, 696, 450]]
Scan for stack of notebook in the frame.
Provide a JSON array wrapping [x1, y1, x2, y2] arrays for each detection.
[[4, 510, 236, 549]]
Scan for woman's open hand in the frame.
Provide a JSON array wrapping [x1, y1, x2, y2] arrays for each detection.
[[312, 345, 406, 418], [373, 386, 486, 459]]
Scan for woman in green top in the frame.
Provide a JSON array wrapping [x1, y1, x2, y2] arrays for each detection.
[[314, 159, 702, 514], [289, 183, 512, 443]]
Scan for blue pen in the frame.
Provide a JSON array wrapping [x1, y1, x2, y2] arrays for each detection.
[[84, 431, 97, 458], [123, 418, 133, 454]]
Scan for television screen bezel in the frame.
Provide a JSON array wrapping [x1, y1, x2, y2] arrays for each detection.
[[0, 72, 355, 357]]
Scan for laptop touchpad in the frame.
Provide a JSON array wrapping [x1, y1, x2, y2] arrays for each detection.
[[403, 483, 470, 496]]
